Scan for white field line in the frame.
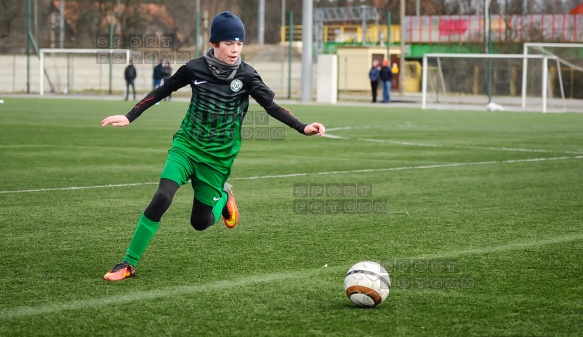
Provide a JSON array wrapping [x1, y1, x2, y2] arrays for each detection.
[[0, 182, 159, 194], [356, 138, 583, 155], [322, 134, 349, 139], [324, 125, 583, 154], [1, 233, 581, 320], [415, 233, 583, 259], [326, 127, 358, 132], [1, 155, 583, 194]]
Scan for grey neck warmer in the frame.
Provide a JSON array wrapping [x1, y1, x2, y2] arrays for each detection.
[[204, 48, 241, 81]]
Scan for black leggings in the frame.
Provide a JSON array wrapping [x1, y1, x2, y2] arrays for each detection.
[[370, 80, 379, 102], [143, 178, 215, 231]]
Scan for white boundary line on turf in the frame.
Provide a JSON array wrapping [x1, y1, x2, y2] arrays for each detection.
[[1, 155, 583, 194], [234, 155, 583, 179], [415, 234, 583, 259], [323, 132, 583, 155], [356, 138, 583, 155], [1, 233, 581, 320], [0, 182, 159, 194], [326, 126, 360, 132], [323, 126, 583, 155]]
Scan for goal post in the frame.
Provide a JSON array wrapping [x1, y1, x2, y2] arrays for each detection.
[[421, 53, 565, 113], [39, 48, 131, 96], [523, 42, 583, 110]]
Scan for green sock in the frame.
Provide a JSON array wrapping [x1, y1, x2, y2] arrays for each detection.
[[211, 191, 228, 224], [123, 213, 160, 267]]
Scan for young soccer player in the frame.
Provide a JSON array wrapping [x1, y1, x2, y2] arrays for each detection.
[[101, 11, 326, 281]]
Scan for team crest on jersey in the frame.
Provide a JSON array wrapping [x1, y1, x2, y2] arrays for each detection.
[[230, 79, 243, 92]]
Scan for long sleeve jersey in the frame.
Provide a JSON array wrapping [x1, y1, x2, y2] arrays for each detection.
[[125, 57, 308, 167]]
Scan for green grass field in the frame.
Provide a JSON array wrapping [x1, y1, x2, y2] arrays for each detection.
[[0, 97, 582, 337]]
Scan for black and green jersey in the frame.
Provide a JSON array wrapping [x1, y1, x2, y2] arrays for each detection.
[[126, 57, 307, 168]]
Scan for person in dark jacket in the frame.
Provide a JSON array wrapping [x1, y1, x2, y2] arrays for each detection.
[[152, 60, 164, 90], [369, 60, 380, 103], [124, 60, 137, 101], [162, 61, 173, 101], [379, 59, 394, 103]]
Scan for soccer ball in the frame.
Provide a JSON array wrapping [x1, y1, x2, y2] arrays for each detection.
[[344, 261, 391, 307]]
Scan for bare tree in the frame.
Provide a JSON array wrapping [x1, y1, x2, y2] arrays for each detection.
[[0, 0, 23, 37], [489, 0, 501, 15], [116, 0, 151, 35], [164, 0, 196, 48], [0, 0, 24, 52]]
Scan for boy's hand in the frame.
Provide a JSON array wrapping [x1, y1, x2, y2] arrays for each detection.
[[101, 115, 130, 127], [304, 123, 325, 136]]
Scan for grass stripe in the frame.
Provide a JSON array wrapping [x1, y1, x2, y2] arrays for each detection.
[[1, 233, 581, 320], [0, 269, 323, 320], [1, 155, 582, 194]]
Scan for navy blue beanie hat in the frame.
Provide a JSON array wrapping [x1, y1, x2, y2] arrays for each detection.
[[209, 11, 246, 43]]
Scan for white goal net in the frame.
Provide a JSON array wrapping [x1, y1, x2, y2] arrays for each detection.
[[422, 53, 566, 113], [40, 48, 131, 95], [523, 43, 583, 108]]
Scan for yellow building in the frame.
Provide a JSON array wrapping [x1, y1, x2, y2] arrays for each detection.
[[336, 46, 401, 91]]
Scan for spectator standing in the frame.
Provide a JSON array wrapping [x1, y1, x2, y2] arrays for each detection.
[[124, 60, 137, 101], [369, 60, 380, 103], [152, 60, 164, 90], [380, 59, 393, 103]]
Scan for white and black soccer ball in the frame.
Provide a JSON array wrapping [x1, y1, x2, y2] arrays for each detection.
[[344, 261, 391, 307]]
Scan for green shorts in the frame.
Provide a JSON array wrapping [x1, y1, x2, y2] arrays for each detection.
[[160, 146, 230, 206]]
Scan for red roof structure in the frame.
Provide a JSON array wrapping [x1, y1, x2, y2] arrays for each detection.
[[569, 3, 583, 14]]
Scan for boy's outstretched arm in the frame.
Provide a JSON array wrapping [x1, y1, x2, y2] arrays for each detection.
[[262, 101, 325, 136], [102, 64, 191, 128]]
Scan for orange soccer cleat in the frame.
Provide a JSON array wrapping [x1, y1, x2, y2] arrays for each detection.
[[222, 183, 239, 229], [103, 261, 135, 281]]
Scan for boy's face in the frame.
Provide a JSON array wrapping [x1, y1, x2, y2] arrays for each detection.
[[212, 41, 244, 64]]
